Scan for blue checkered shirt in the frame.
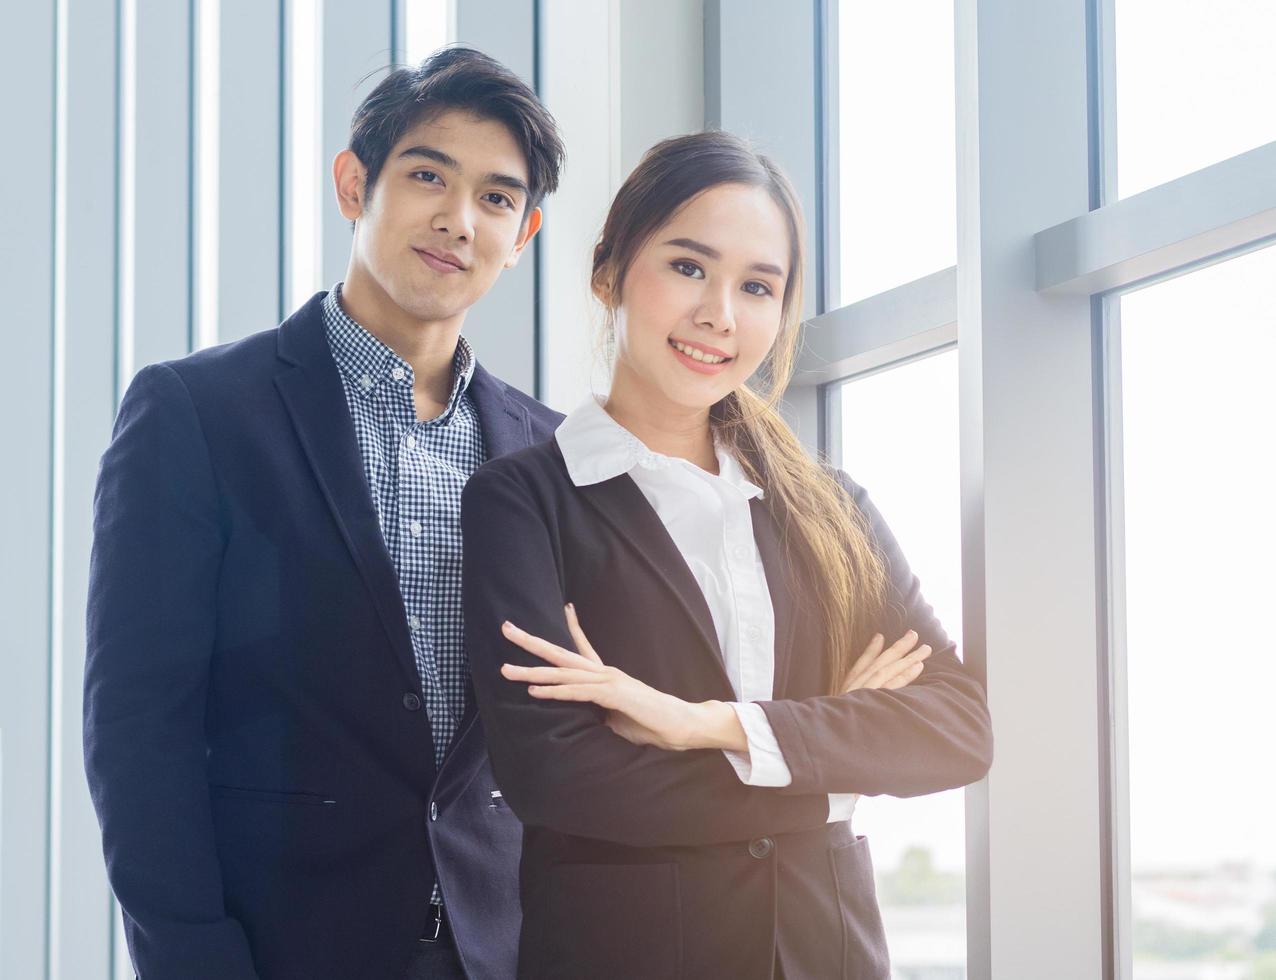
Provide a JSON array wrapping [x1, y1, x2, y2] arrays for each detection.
[[323, 286, 485, 908]]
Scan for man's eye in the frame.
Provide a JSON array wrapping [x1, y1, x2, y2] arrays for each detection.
[[483, 192, 514, 208], [413, 170, 441, 183], [743, 280, 773, 297], [672, 260, 704, 279]]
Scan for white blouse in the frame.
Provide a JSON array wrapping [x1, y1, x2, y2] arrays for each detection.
[[555, 397, 857, 823]]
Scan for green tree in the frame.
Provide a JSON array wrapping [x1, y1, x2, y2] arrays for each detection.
[[879, 846, 964, 906]]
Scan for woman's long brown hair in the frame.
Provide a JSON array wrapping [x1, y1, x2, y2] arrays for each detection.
[[592, 131, 889, 694]]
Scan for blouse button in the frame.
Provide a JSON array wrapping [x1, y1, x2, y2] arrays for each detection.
[[748, 837, 774, 859]]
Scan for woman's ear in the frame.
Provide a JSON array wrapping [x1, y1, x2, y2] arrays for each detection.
[[591, 242, 615, 304]]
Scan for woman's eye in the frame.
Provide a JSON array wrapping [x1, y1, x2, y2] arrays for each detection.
[[671, 260, 704, 279], [483, 192, 514, 208], [742, 280, 773, 297]]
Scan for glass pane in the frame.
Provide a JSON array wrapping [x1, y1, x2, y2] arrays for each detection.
[[837, 348, 967, 978], [1118, 244, 1276, 976], [835, 0, 956, 306], [1116, 0, 1276, 197], [404, 0, 452, 66], [286, 0, 320, 312]]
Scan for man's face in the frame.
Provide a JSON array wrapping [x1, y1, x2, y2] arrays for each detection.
[[340, 109, 539, 324]]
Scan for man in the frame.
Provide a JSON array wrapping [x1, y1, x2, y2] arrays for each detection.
[[84, 47, 565, 980]]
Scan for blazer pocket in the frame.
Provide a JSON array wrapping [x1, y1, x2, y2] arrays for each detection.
[[829, 835, 890, 980], [209, 785, 336, 806], [538, 862, 682, 980]]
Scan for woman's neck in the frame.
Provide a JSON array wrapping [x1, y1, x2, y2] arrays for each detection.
[[603, 370, 718, 474]]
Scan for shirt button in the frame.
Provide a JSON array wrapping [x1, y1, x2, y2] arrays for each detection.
[[359, 373, 373, 390], [408, 615, 421, 632], [402, 692, 422, 712], [409, 520, 423, 538], [430, 801, 439, 821], [391, 366, 406, 382], [733, 544, 750, 561], [745, 624, 762, 641], [405, 434, 417, 450], [748, 837, 774, 859]]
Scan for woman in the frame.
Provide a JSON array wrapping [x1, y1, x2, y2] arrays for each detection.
[[460, 131, 993, 979]]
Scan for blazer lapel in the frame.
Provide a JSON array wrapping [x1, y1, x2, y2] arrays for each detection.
[[273, 294, 420, 692], [467, 361, 530, 461], [567, 452, 735, 698], [750, 498, 801, 697]]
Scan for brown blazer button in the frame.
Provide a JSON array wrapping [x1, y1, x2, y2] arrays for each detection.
[[748, 837, 774, 859]]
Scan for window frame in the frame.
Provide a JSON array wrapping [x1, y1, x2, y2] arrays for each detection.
[[718, 0, 1276, 976]]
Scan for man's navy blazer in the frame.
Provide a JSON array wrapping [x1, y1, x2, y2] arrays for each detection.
[[461, 438, 994, 979], [83, 292, 563, 980]]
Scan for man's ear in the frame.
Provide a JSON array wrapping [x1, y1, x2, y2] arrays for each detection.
[[504, 206, 543, 269], [334, 149, 368, 221]]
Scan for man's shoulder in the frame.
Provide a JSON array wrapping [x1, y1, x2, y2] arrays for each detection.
[[146, 295, 329, 407], [163, 326, 279, 380]]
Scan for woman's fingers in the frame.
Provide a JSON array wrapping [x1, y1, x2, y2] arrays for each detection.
[[501, 664, 607, 687], [842, 633, 886, 692], [501, 620, 601, 669], [843, 629, 921, 692], [862, 643, 932, 689], [525, 683, 616, 705], [563, 603, 604, 664], [880, 660, 926, 690]]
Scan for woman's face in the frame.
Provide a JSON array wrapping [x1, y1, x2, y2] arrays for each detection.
[[607, 182, 792, 413]]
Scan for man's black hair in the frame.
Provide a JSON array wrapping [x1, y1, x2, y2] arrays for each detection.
[[349, 46, 564, 212]]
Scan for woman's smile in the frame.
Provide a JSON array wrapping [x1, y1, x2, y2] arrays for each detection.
[[667, 337, 734, 374]]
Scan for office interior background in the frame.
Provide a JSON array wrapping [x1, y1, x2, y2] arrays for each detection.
[[2, 0, 1273, 976]]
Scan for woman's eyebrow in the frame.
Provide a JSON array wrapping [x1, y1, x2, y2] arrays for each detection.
[[664, 237, 784, 277]]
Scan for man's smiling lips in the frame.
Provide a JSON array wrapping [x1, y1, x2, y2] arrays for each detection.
[[414, 247, 467, 273]]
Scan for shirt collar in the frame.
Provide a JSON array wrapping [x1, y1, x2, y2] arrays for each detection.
[[554, 395, 764, 500], [322, 283, 476, 423]]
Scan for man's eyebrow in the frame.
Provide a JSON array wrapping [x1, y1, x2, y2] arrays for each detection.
[[397, 145, 459, 169], [664, 237, 785, 277], [397, 146, 529, 200], [484, 172, 530, 200]]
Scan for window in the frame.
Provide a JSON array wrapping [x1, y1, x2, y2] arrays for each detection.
[[286, 0, 320, 312], [1115, 0, 1276, 197], [1115, 244, 1276, 976], [403, 0, 453, 66], [833, 0, 956, 307], [833, 348, 966, 978]]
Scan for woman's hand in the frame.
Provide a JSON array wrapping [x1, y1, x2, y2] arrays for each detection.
[[841, 630, 932, 693], [499, 605, 705, 751], [499, 606, 933, 754]]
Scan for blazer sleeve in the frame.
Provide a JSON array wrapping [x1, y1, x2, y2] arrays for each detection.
[[757, 471, 994, 797], [461, 463, 830, 849], [83, 364, 260, 980]]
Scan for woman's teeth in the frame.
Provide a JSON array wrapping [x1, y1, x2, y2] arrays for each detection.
[[669, 339, 729, 364]]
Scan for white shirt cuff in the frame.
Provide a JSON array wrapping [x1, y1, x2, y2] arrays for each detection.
[[721, 701, 794, 787], [827, 792, 860, 824]]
